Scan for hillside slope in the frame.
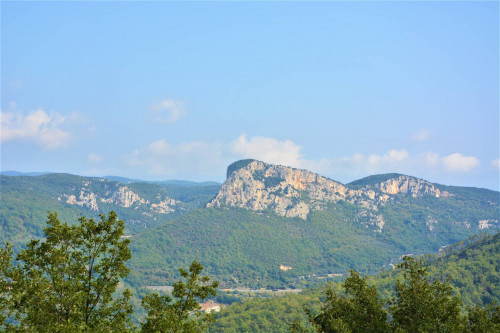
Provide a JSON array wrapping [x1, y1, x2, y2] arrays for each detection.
[[128, 160, 499, 289], [0, 174, 220, 250], [209, 232, 500, 333]]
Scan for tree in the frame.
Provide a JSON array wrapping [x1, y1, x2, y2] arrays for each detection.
[[390, 256, 466, 332], [0, 243, 17, 330], [295, 256, 494, 333], [296, 270, 389, 333], [465, 303, 500, 333], [4, 211, 134, 332], [141, 260, 219, 333]]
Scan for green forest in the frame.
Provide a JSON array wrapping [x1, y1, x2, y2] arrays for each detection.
[[1, 172, 499, 331], [1, 212, 498, 332]]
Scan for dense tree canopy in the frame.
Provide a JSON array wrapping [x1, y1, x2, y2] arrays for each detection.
[[141, 261, 219, 333], [390, 257, 465, 332], [2, 211, 134, 332], [1, 211, 220, 332], [1, 209, 498, 333], [296, 257, 499, 333]]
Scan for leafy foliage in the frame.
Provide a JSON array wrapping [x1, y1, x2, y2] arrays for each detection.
[[1, 211, 221, 333], [2, 211, 134, 332], [141, 261, 219, 333], [390, 257, 465, 333], [0, 243, 14, 328], [210, 292, 321, 333], [308, 271, 390, 333], [299, 256, 499, 333]]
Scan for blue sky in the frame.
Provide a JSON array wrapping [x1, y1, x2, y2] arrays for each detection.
[[1, 1, 499, 190]]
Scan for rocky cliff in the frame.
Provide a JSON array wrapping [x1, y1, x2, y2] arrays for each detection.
[[208, 160, 455, 231], [59, 180, 178, 214]]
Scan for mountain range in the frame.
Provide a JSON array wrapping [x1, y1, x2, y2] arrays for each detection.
[[1, 159, 498, 289]]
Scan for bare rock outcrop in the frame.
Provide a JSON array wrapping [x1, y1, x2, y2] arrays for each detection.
[[63, 182, 178, 214], [208, 160, 449, 231], [65, 189, 99, 211]]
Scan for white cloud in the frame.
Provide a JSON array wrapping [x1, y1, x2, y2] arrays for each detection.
[[88, 153, 102, 163], [1, 108, 71, 149], [148, 99, 187, 124], [230, 134, 303, 167], [124, 134, 484, 184], [490, 159, 499, 170], [441, 153, 479, 172], [384, 149, 409, 162], [411, 129, 431, 142], [343, 149, 409, 172], [126, 135, 320, 179], [148, 139, 171, 156], [126, 139, 225, 177]]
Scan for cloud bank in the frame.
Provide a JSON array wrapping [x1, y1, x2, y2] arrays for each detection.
[[1, 109, 71, 149], [230, 134, 303, 167], [124, 134, 482, 182], [441, 153, 480, 172]]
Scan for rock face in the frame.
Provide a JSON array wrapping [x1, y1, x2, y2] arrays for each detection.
[[65, 189, 99, 211], [368, 176, 449, 198], [62, 182, 178, 214], [208, 160, 449, 230]]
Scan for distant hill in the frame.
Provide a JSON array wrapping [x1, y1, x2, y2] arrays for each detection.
[[127, 160, 499, 289], [0, 171, 52, 177], [103, 175, 221, 187], [2, 161, 498, 289], [0, 173, 220, 251]]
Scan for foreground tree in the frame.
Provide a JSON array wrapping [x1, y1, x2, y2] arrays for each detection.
[[293, 270, 389, 333], [296, 256, 499, 333], [0, 243, 17, 330], [4, 211, 134, 332], [141, 261, 219, 333], [390, 257, 466, 332], [466, 303, 500, 333]]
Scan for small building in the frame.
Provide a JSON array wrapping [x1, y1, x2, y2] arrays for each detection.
[[200, 301, 221, 313]]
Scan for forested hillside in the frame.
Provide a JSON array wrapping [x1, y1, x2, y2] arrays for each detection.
[[2, 162, 498, 290], [371, 232, 500, 306], [127, 160, 498, 289], [209, 232, 500, 332], [0, 174, 220, 251]]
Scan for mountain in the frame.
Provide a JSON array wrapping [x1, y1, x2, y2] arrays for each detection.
[[0, 173, 220, 250], [209, 159, 497, 230], [103, 175, 221, 187], [127, 160, 499, 289], [2, 161, 498, 288]]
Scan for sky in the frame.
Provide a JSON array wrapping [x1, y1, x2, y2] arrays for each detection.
[[1, 1, 499, 190]]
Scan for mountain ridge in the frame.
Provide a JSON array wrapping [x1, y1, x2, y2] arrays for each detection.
[[2, 160, 499, 289], [209, 160, 472, 225], [0, 173, 221, 249]]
